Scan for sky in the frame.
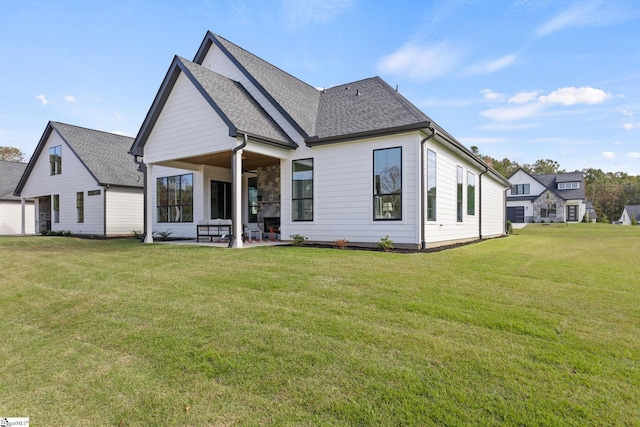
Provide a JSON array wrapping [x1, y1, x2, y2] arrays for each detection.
[[1, 0, 639, 175]]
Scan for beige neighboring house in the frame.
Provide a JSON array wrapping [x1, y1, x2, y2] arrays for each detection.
[[0, 160, 35, 234], [14, 121, 143, 236]]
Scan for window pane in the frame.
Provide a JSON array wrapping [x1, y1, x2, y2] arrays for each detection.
[[292, 159, 313, 221], [457, 166, 463, 222], [373, 148, 401, 220], [427, 150, 436, 221], [467, 172, 475, 216]]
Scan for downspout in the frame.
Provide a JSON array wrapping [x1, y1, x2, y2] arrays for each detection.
[[134, 155, 147, 242], [420, 126, 437, 250], [478, 167, 488, 239], [103, 185, 109, 236], [229, 133, 248, 248]]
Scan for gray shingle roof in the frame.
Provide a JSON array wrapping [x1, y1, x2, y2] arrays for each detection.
[[0, 160, 27, 200], [178, 57, 293, 146], [15, 122, 142, 195], [534, 172, 585, 200], [315, 77, 431, 139], [624, 205, 640, 221], [208, 34, 321, 138], [50, 122, 142, 188]]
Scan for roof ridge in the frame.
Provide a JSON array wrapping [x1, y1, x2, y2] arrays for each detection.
[[51, 121, 134, 141]]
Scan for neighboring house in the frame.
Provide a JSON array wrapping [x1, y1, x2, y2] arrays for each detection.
[[506, 168, 587, 223], [130, 31, 510, 248], [14, 121, 143, 236], [619, 205, 640, 225], [585, 202, 598, 223], [0, 160, 35, 234]]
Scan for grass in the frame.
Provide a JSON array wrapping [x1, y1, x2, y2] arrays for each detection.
[[0, 223, 639, 426]]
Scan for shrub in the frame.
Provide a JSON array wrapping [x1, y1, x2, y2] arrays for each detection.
[[290, 234, 307, 246], [505, 220, 513, 235], [632, 216, 638, 226], [131, 230, 143, 240], [153, 230, 173, 241], [377, 235, 394, 251], [334, 239, 349, 249], [599, 213, 609, 224]]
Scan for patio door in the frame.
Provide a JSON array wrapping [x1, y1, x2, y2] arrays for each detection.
[[211, 180, 232, 219]]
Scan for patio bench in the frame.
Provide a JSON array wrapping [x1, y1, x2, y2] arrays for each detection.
[[196, 219, 232, 242]]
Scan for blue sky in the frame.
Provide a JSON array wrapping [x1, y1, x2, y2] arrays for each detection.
[[2, 0, 639, 175]]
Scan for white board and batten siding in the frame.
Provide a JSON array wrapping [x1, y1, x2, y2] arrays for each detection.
[[144, 72, 238, 164], [0, 201, 35, 234], [20, 130, 106, 235], [282, 133, 420, 246], [105, 187, 144, 235]]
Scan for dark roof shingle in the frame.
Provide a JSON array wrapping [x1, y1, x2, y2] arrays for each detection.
[[0, 160, 27, 201]]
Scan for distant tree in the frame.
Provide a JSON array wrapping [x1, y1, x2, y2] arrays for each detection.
[[522, 159, 565, 175], [0, 146, 24, 162]]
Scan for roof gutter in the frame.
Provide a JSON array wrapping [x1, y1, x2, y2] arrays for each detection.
[[228, 133, 248, 248], [420, 125, 437, 250]]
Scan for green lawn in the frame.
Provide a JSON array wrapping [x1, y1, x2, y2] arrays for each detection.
[[1, 224, 638, 426]]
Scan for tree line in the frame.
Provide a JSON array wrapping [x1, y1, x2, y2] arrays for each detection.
[[471, 147, 640, 223]]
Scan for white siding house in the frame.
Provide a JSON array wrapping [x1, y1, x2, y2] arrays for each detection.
[[131, 31, 510, 249], [0, 160, 35, 235], [619, 205, 640, 225], [506, 168, 587, 223], [14, 122, 143, 236]]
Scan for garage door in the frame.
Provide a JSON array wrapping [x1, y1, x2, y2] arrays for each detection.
[[507, 206, 525, 223]]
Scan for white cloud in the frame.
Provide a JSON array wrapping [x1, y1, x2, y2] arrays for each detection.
[[282, 0, 353, 30], [601, 151, 616, 159], [377, 42, 462, 81], [538, 86, 610, 106], [508, 91, 539, 104], [64, 95, 76, 102], [480, 102, 544, 122], [36, 94, 49, 105], [624, 122, 640, 130], [481, 89, 505, 102], [627, 152, 640, 158], [111, 130, 134, 137], [622, 108, 634, 116], [464, 54, 517, 75], [459, 136, 510, 145]]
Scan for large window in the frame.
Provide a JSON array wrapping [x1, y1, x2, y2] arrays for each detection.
[[49, 146, 62, 175], [374, 147, 402, 220], [457, 166, 463, 222], [292, 158, 313, 221], [53, 194, 60, 223], [467, 171, 475, 216], [156, 173, 193, 223], [211, 180, 231, 219], [541, 202, 556, 219], [427, 150, 436, 221], [248, 177, 258, 223], [512, 184, 530, 195], [77, 192, 84, 223]]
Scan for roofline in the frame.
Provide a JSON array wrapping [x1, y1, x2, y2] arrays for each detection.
[[195, 32, 312, 140], [507, 167, 548, 188], [50, 122, 103, 186], [14, 122, 54, 196]]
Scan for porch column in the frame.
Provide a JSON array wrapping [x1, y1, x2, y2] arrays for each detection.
[[144, 163, 154, 243], [231, 147, 243, 248], [20, 197, 26, 235]]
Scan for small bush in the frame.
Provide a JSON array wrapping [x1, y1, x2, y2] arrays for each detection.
[[334, 239, 349, 249], [153, 230, 173, 241], [505, 220, 513, 235], [632, 216, 638, 226], [132, 230, 143, 240], [377, 235, 394, 251], [290, 234, 307, 246]]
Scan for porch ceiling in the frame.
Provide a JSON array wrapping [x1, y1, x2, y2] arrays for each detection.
[[177, 151, 280, 171]]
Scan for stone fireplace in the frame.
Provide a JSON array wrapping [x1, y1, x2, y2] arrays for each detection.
[[256, 165, 280, 228]]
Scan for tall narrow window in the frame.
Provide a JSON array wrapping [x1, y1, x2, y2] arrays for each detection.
[[248, 177, 258, 223], [156, 173, 193, 223], [49, 146, 62, 175], [53, 194, 60, 223], [467, 172, 475, 216], [457, 166, 464, 222], [292, 158, 313, 221], [427, 150, 436, 221], [374, 147, 402, 220], [211, 180, 232, 219], [77, 192, 84, 223]]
